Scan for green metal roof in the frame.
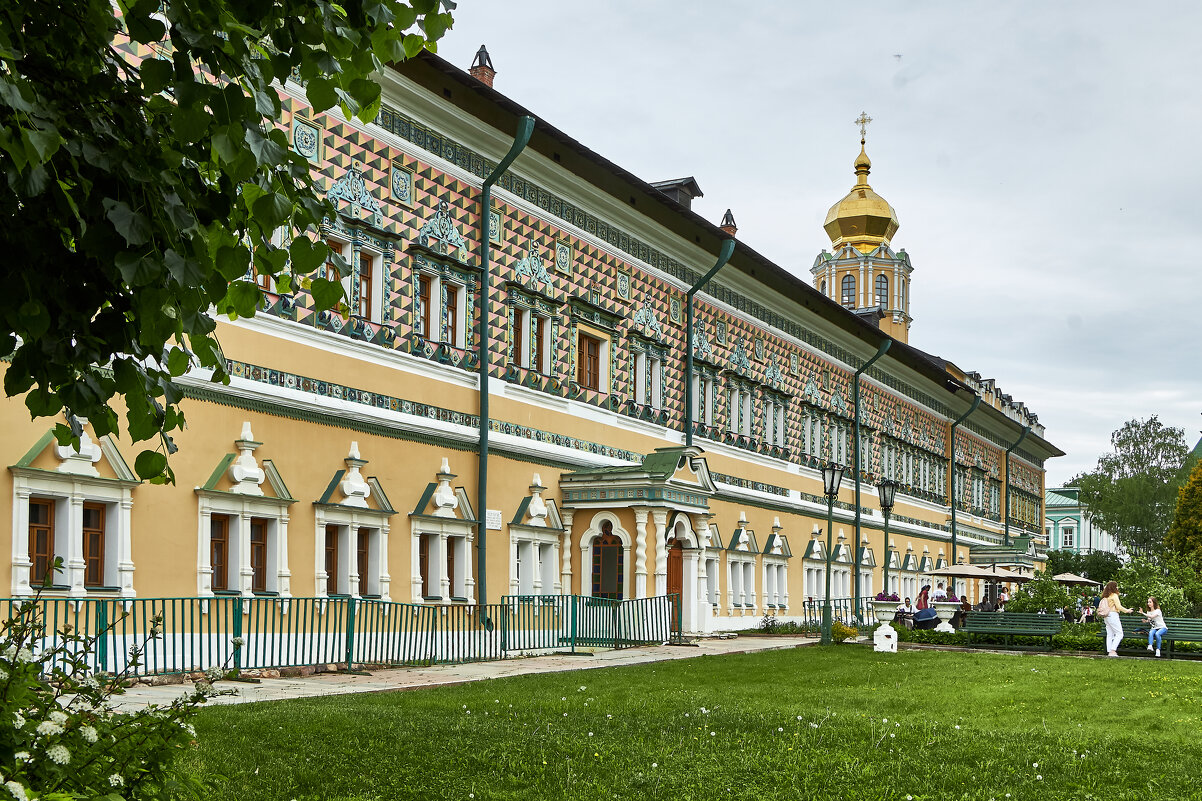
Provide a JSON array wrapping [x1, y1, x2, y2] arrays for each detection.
[[1045, 488, 1077, 508]]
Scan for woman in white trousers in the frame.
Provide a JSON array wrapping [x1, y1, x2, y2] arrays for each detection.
[[1099, 580, 1133, 656]]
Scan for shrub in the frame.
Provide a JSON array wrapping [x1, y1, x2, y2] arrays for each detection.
[[1, 583, 235, 800], [830, 621, 858, 643]]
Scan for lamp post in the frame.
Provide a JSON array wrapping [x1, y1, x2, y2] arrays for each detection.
[[877, 479, 898, 599], [821, 461, 846, 646]]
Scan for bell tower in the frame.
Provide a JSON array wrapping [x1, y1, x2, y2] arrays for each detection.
[[811, 112, 913, 343]]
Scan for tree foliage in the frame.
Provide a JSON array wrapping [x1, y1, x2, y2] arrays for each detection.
[[0, 0, 454, 482], [1042, 548, 1122, 585], [1075, 416, 1190, 558], [1006, 574, 1074, 615], [1166, 458, 1202, 560]]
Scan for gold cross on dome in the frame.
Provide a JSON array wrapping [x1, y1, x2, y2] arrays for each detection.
[[855, 111, 873, 140]]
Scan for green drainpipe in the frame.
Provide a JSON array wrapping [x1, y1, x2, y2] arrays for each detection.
[[852, 339, 891, 623], [948, 394, 981, 567], [477, 116, 535, 618], [683, 239, 736, 447], [1003, 426, 1031, 546]]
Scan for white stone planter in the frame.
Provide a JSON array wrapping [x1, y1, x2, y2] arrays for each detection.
[[930, 601, 961, 633], [870, 600, 900, 627]]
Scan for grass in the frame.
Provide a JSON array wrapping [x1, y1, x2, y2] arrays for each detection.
[[174, 646, 1202, 801]]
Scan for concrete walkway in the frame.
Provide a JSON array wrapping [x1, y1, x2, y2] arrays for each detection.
[[111, 635, 816, 711]]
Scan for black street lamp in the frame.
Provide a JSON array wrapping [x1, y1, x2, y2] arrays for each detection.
[[877, 479, 898, 600], [821, 461, 846, 645]]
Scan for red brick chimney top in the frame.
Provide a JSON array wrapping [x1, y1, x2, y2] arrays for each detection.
[[469, 45, 496, 88], [720, 209, 738, 236]]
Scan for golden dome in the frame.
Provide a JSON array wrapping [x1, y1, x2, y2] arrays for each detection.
[[823, 141, 899, 252]]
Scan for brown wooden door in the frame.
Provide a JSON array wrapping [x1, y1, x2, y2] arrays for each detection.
[[666, 539, 684, 599]]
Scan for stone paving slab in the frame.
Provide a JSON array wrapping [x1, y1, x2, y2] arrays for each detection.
[[110, 635, 816, 712]]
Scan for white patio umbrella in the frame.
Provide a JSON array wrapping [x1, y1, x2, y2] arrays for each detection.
[[1052, 572, 1100, 586]]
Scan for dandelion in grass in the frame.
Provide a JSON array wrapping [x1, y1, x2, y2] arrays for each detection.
[[710, 731, 716, 736], [954, 725, 961, 730], [1036, 775, 1043, 781], [588, 732, 593, 737]]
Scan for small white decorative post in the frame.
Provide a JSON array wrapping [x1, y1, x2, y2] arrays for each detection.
[[339, 442, 371, 507], [229, 422, 265, 495], [432, 458, 458, 516]]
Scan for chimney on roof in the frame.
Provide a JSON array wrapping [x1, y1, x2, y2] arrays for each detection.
[[649, 177, 704, 210], [469, 45, 496, 88], [720, 209, 737, 236]]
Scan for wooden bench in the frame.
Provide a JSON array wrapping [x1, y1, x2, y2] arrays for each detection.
[[962, 611, 1061, 649], [1100, 615, 1202, 659]]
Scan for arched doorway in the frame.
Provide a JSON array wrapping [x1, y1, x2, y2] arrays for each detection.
[[591, 521, 624, 599]]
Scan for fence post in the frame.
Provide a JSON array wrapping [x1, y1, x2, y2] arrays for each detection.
[[95, 600, 108, 674], [233, 603, 243, 673], [344, 596, 357, 671], [570, 595, 577, 654]]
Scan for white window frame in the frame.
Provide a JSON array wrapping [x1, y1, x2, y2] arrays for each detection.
[[510, 527, 562, 597], [197, 493, 292, 599], [11, 471, 135, 598], [411, 516, 475, 604], [347, 243, 385, 324], [315, 505, 391, 600], [727, 555, 756, 612]]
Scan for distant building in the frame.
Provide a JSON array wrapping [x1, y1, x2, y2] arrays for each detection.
[[1044, 487, 1120, 556]]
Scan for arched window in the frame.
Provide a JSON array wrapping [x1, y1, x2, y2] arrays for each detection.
[[876, 274, 889, 308], [820, 279, 827, 296], [591, 521, 624, 599], [840, 275, 855, 308]]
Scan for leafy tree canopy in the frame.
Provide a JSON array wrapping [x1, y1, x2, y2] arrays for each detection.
[[1166, 458, 1202, 561], [0, 0, 455, 482], [1075, 416, 1190, 559]]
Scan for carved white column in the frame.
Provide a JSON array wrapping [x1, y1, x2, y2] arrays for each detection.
[[439, 532, 450, 599], [238, 511, 254, 597], [509, 537, 521, 595], [276, 512, 291, 600], [64, 490, 86, 597], [410, 525, 423, 602], [693, 514, 711, 608], [117, 496, 135, 597], [559, 508, 574, 594], [197, 501, 212, 597], [633, 508, 649, 598], [11, 485, 33, 596], [652, 509, 668, 597], [379, 522, 391, 602], [314, 510, 329, 598]]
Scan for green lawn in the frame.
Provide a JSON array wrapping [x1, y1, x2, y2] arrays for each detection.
[[175, 646, 1202, 801]]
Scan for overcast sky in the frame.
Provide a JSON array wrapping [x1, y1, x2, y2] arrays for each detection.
[[438, 1, 1201, 484]]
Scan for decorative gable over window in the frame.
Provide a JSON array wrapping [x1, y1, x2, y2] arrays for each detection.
[[314, 442, 397, 600], [326, 160, 384, 228], [409, 458, 477, 604]]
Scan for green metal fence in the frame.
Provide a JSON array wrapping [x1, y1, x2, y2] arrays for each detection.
[[500, 594, 679, 653], [2, 593, 682, 677], [798, 597, 880, 631]]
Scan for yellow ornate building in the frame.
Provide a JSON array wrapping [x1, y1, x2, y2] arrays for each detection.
[[2, 48, 1061, 641]]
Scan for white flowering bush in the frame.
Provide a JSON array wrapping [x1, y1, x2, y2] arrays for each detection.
[[1, 585, 235, 800]]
